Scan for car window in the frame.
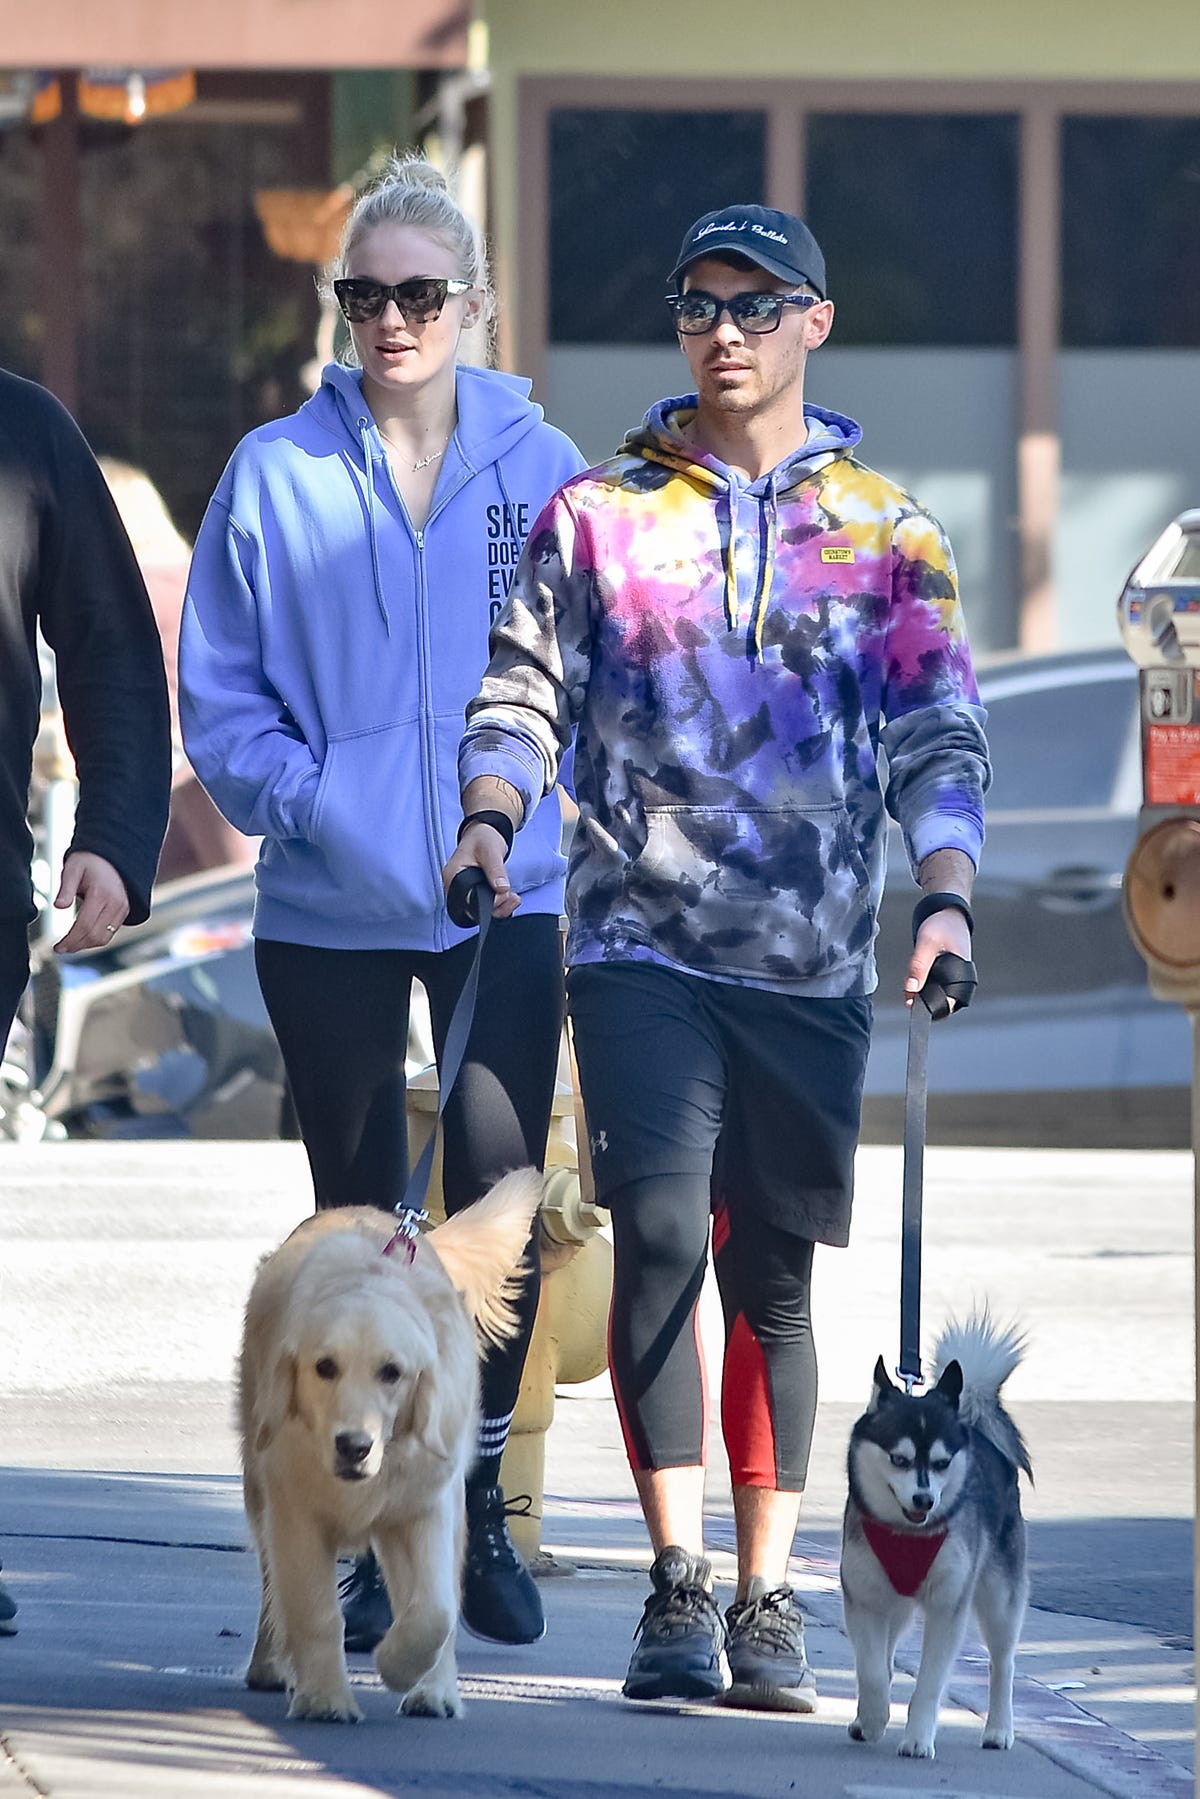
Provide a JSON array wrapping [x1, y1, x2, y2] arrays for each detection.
[[983, 676, 1134, 812]]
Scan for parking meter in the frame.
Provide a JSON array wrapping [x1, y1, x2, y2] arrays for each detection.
[[1117, 509, 1200, 1007]]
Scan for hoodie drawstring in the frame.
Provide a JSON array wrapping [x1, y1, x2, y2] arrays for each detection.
[[750, 478, 779, 662], [721, 476, 778, 662], [358, 417, 392, 634], [720, 484, 739, 638], [632, 399, 857, 666]]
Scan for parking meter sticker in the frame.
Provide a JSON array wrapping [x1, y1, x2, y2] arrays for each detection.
[[1144, 669, 1190, 720], [1146, 722, 1200, 805]]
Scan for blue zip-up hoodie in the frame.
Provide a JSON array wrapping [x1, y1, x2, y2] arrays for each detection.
[[179, 361, 585, 950]]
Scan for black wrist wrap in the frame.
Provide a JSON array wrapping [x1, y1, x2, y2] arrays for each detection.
[[457, 810, 515, 857], [912, 890, 974, 944]]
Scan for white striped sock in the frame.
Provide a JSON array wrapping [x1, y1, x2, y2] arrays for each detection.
[[477, 1408, 514, 1457]]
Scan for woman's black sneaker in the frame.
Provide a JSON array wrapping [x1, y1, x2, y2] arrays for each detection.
[[622, 1546, 730, 1701], [339, 1550, 392, 1652], [722, 1578, 818, 1712], [461, 1485, 546, 1645]]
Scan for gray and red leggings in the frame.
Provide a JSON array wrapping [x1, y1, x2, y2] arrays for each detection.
[[606, 1173, 818, 1491], [568, 958, 870, 1496]]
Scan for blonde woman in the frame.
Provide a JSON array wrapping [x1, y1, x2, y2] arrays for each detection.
[[180, 156, 584, 1651]]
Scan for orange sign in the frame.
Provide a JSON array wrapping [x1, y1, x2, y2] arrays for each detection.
[[1146, 722, 1200, 806]]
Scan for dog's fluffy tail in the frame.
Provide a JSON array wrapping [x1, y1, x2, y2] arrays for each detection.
[[932, 1308, 1033, 1479], [427, 1167, 543, 1350]]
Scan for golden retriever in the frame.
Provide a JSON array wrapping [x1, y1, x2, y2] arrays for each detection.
[[238, 1168, 542, 1721]]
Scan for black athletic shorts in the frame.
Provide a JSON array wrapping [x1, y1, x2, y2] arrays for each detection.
[[567, 960, 872, 1247]]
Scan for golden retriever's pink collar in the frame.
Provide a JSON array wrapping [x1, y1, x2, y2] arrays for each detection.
[[382, 1205, 429, 1263]]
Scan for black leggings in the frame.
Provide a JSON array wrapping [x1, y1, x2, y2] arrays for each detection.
[[255, 912, 564, 1487], [608, 1174, 817, 1492], [0, 926, 28, 1061]]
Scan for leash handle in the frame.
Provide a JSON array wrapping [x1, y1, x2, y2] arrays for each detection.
[[918, 950, 977, 1020], [446, 864, 490, 928], [395, 881, 494, 1225], [898, 951, 979, 1390]]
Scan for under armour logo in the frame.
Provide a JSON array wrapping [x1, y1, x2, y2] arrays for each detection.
[[590, 1130, 608, 1155]]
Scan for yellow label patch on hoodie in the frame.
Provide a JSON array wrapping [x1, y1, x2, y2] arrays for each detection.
[[821, 546, 855, 563]]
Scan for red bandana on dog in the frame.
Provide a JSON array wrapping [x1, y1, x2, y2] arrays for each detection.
[[861, 1517, 947, 1596]]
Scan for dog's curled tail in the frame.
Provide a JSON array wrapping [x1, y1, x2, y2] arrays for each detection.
[[427, 1166, 543, 1350], [932, 1308, 1033, 1479]]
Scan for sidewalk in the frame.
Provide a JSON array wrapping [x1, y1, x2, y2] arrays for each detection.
[[0, 1140, 1195, 1797], [0, 1465, 1192, 1799]]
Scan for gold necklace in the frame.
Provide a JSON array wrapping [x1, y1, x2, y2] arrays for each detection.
[[379, 424, 452, 472]]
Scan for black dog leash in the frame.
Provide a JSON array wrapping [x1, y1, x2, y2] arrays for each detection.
[[382, 866, 493, 1260], [898, 904, 977, 1392]]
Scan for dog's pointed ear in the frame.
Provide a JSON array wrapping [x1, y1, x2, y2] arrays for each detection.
[[935, 1358, 963, 1408], [867, 1355, 896, 1411], [255, 1348, 298, 1452]]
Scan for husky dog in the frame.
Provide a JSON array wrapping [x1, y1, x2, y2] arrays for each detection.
[[840, 1313, 1031, 1760]]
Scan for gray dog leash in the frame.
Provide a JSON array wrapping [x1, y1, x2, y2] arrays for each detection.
[[382, 871, 494, 1261], [898, 942, 977, 1392]]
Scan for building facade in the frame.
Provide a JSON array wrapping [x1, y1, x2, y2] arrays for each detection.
[[0, 1, 472, 537], [3, 0, 1198, 650], [485, 0, 1200, 652]]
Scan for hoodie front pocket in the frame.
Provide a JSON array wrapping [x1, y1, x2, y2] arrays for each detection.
[[632, 804, 872, 982], [308, 724, 437, 923]]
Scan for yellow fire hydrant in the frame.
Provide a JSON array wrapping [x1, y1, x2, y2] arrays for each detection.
[[406, 1056, 612, 1564]]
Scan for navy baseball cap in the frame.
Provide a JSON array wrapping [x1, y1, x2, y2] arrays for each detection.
[[669, 204, 827, 299]]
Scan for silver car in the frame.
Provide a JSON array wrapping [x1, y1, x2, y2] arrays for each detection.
[[23, 651, 1191, 1148], [863, 646, 1193, 1147]]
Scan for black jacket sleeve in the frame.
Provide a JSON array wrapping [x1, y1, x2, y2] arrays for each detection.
[[34, 393, 171, 924]]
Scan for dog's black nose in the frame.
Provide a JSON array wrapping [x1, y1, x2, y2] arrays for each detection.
[[911, 1489, 934, 1512], [334, 1431, 373, 1464]]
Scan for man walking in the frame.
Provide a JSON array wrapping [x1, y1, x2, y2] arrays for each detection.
[[0, 369, 172, 1631], [444, 206, 989, 1711]]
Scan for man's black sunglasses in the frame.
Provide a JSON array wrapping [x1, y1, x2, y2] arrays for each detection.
[[333, 276, 472, 325], [665, 289, 819, 335]]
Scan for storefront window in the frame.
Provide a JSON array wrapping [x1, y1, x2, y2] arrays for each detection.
[[1062, 117, 1200, 347], [804, 113, 1018, 346], [0, 72, 327, 537], [549, 108, 766, 344]]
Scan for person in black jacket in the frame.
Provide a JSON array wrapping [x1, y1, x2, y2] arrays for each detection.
[[0, 369, 172, 1635]]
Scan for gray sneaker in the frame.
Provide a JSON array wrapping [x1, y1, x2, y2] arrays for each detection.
[[623, 1547, 730, 1701], [722, 1578, 817, 1712]]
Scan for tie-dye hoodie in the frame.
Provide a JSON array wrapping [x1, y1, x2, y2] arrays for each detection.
[[459, 395, 990, 996]]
